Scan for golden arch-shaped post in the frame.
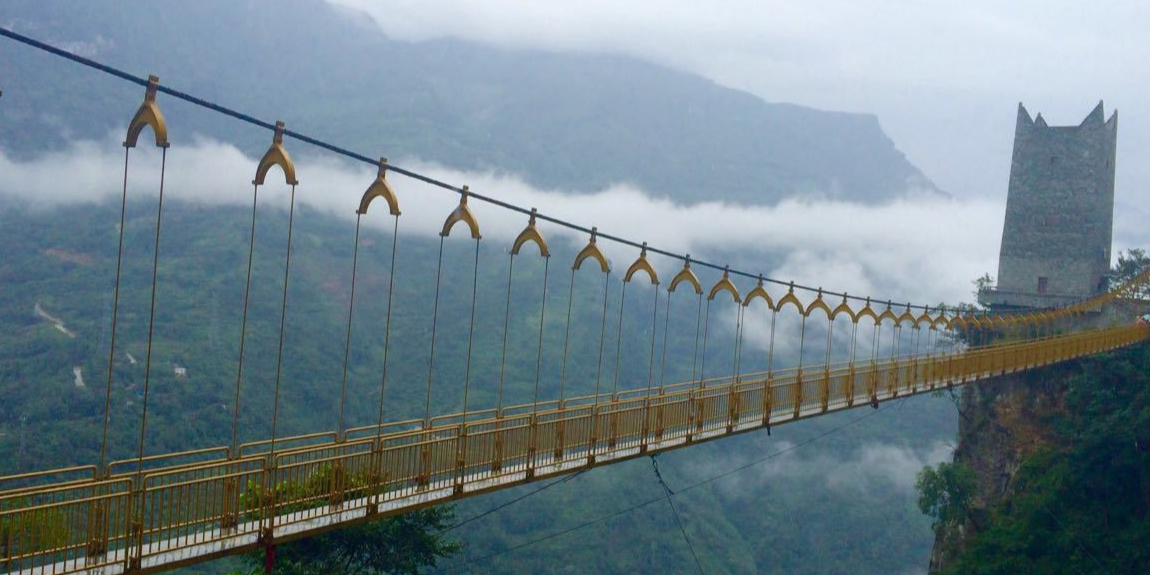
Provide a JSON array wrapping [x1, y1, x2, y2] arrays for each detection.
[[708, 267, 742, 303], [961, 314, 979, 331], [511, 208, 550, 257], [442, 186, 481, 239], [743, 275, 774, 309], [573, 227, 610, 272], [977, 314, 993, 331], [1008, 314, 1027, 335], [855, 299, 879, 324], [356, 158, 401, 216], [897, 305, 917, 326], [623, 243, 659, 284], [805, 290, 832, 318], [916, 309, 934, 328], [965, 314, 985, 331], [253, 121, 299, 186], [775, 284, 805, 314], [992, 314, 1010, 331], [877, 302, 898, 326], [830, 294, 856, 322], [932, 314, 951, 330], [124, 75, 170, 149], [668, 256, 702, 294]]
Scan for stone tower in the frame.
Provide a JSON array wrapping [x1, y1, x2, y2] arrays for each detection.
[[980, 102, 1118, 309]]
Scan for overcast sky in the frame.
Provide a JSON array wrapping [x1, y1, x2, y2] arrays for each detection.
[[328, 0, 1149, 210]]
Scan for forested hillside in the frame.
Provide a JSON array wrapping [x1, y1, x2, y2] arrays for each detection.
[[922, 344, 1150, 574], [0, 0, 936, 205]]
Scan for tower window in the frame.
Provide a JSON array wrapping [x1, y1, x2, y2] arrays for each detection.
[[1050, 156, 1057, 165], [1037, 277, 1048, 293]]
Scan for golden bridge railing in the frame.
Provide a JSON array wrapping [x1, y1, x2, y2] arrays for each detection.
[[2, 324, 1147, 575]]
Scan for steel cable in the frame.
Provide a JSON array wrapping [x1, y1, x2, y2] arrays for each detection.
[[134, 147, 169, 479], [97, 147, 131, 475], [0, 25, 1045, 314], [267, 183, 299, 457]]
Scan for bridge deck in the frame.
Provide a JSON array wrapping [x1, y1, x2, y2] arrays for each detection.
[[2, 324, 1146, 575]]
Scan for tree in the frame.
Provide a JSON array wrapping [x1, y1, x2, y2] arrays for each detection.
[[972, 273, 994, 302], [234, 507, 462, 575], [915, 462, 977, 535], [1112, 248, 1150, 299]]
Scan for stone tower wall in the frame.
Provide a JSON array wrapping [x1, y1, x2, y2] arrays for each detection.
[[995, 102, 1117, 300]]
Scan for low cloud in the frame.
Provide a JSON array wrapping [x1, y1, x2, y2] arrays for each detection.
[[0, 135, 1004, 310], [703, 439, 954, 498]]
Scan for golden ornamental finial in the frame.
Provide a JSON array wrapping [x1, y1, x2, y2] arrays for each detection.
[[253, 120, 298, 185], [624, 241, 658, 284], [511, 207, 549, 257], [441, 185, 481, 239], [356, 157, 401, 216], [124, 74, 170, 149]]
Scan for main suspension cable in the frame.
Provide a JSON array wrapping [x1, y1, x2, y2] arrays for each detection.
[[0, 25, 1019, 314]]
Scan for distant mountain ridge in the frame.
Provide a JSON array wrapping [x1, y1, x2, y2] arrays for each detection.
[[0, 0, 937, 204]]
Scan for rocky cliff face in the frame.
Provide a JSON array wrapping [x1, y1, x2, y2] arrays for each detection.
[[927, 366, 1071, 573], [929, 300, 1150, 573]]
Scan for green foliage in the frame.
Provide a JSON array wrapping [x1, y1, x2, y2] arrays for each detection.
[[972, 273, 994, 294], [916, 462, 977, 534], [230, 507, 461, 575], [1113, 248, 1150, 298], [0, 498, 69, 555], [937, 344, 1150, 574], [238, 463, 385, 519]]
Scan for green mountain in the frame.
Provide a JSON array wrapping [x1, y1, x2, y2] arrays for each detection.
[[1, 0, 935, 205]]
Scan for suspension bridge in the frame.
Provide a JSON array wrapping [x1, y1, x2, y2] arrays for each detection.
[[2, 29, 1149, 575]]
